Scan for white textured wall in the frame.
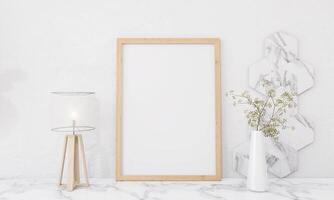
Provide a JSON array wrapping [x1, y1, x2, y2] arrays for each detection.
[[0, 0, 333, 178]]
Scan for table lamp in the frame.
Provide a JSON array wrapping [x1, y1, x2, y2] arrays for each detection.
[[50, 92, 97, 191]]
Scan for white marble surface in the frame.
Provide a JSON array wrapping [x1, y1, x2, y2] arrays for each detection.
[[0, 178, 333, 200]]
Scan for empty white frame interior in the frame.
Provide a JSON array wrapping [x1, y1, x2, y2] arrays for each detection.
[[116, 38, 221, 181]]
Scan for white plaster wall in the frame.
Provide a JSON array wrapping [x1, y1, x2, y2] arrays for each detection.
[[0, 0, 333, 178]]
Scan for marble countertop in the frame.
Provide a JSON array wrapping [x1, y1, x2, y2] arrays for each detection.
[[0, 178, 333, 200]]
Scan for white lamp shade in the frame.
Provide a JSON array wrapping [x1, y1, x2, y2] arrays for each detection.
[[50, 92, 98, 132]]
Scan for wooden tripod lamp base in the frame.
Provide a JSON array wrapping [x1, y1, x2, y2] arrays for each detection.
[[59, 134, 89, 191]]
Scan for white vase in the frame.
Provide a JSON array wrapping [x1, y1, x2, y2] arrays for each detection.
[[247, 130, 268, 192]]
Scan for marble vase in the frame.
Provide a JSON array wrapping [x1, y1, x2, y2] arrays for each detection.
[[247, 131, 268, 192]]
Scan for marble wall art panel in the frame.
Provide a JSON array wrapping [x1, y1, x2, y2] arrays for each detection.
[[233, 32, 315, 178]]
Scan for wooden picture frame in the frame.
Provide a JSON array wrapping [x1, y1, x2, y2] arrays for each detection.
[[116, 38, 222, 181]]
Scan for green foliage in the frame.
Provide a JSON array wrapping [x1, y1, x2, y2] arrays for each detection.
[[226, 80, 297, 138]]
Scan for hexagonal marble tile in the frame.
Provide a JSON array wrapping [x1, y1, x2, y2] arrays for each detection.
[[249, 32, 314, 95], [233, 138, 298, 178], [234, 31, 315, 177]]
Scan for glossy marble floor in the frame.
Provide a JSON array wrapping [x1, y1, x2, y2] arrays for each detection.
[[0, 178, 333, 200]]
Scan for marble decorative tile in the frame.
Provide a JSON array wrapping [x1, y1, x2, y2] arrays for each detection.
[[233, 138, 298, 178], [234, 31, 315, 178], [249, 32, 314, 95], [278, 113, 314, 150]]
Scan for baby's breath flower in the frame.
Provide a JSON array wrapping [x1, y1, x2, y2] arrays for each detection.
[[226, 80, 297, 137]]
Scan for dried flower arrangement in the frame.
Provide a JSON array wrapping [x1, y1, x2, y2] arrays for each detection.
[[226, 80, 297, 138]]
